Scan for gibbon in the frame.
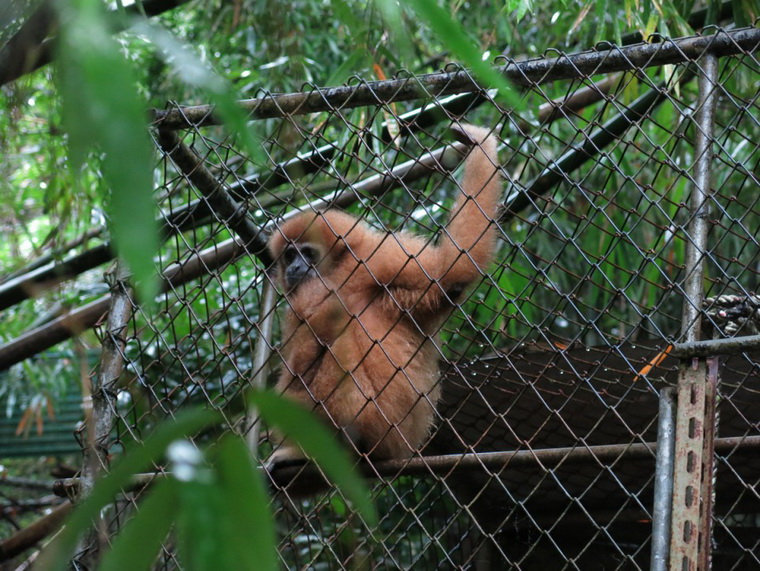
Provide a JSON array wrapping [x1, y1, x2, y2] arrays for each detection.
[[268, 124, 502, 463]]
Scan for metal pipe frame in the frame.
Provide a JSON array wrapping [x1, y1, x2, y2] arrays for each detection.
[[51, 434, 760, 498], [651, 387, 676, 571], [153, 28, 760, 130], [669, 52, 720, 571]]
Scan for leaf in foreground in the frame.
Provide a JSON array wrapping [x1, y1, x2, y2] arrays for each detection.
[[211, 435, 278, 571], [98, 479, 178, 571], [397, 0, 523, 110], [36, 409, 219, 571], [250, 389, 377, 526], [57, 0, 159, 305]]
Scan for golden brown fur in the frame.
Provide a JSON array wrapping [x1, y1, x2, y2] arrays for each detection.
[[268, 124, 502, 461]]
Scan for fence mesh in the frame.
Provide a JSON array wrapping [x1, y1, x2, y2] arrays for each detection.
[[81, 27, 759, 569]]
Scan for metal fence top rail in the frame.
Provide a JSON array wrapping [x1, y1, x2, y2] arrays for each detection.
[[153, 26, 760, 130]]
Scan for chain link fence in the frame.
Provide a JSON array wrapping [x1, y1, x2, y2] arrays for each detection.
[[37, 26, 760, 568]]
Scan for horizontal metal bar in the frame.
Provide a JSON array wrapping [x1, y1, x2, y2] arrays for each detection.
[[153, 27, 760, 130], [52, 434, 760, 497], [369, 433, 760, 477], [671, 334, 760, 358]]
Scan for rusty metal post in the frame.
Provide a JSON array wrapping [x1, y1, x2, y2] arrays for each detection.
[[669, 52, 719, 571], [651, 386, 676, 570]]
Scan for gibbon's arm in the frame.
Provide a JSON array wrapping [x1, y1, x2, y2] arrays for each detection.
[[437, 124, 502, 289], [359, 124, 502, 301]]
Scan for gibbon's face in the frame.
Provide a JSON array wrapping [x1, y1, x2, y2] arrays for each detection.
[[281, 243, 321, 289]]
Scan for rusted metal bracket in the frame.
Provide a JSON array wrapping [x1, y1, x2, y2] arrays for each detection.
[[669, 358, 719, 570]]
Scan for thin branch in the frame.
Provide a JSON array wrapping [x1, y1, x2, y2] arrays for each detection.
[[0, 477, 56, 492], [0, 501, 72, 562]]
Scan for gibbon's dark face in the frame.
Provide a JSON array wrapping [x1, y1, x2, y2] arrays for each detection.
[[282, 244, 320, 289]]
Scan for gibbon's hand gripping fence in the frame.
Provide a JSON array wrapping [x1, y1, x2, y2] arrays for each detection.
[[1, 26, 759, 569]]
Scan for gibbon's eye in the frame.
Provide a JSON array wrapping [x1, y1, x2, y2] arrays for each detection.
[[282, 245, 298, 266], [300, 245, 319, 265]]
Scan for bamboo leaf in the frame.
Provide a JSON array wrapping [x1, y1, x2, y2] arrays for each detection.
[[395, 0, 523, 109], [132, 21, 265, 166], [37, 408, 220, 570], [175, 479, 229, 571], [211, 435, 278, 571], [249, 389, 377, 526], [99, 479, 178, 571], [57, 0, 158, 305]]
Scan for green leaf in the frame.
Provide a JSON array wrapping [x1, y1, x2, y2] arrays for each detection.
[[99, 479, 178, 571], [211, 435, 278, 571], [56, 0, 159, 306], [331, 0, 363, 32], [326, 49, 370, 87], [593, 0, 609, 44], [175, 480, 230, 571], [37, 408, 220, 571], [131, 21, 265, 166], [172, 436, 277, 571], [402, 0, 523, 110], [249, 389, 377, 526], [509, 0, 533, 21], [731, 0, 760, 26], [374, 0, 415, 64]]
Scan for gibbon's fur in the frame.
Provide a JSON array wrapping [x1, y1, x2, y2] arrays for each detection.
[[268, 124, 502, 462]]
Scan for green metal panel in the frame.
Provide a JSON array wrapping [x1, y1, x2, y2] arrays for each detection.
[[0, 390, 82, 458]]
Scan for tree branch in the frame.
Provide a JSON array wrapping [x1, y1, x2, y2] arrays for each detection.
[[0, 0, 192, 86], [0, 501, 72, 562]]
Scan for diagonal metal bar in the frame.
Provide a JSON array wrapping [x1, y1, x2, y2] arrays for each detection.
[[156, 129, 272, 264], [501, 75, 688, 221]]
